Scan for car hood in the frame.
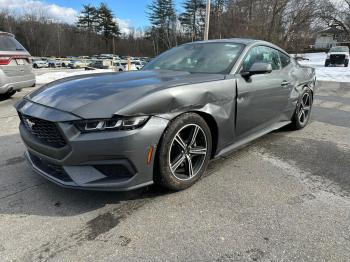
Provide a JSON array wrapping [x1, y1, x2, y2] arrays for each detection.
[[26, 70, 226, 119]]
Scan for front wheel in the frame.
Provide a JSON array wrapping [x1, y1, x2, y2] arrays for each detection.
[[156, 113, 212, 191], [291, 88, 313, 130]]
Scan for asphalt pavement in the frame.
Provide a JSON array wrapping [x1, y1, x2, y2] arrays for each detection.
[[0, 79, 349, 261]]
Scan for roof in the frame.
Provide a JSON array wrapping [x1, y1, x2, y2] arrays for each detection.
[[183, 38, 288, 55], [0, 31, 14, 37], [189, 38, 258, 45], [318, 27, 345, 35]]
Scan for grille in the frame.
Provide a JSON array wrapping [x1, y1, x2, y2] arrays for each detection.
[[19, 113, 67, 148], [330, 54, 345, 62], [29, 153, 72, 182]]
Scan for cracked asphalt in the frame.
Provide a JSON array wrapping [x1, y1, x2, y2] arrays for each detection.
[[0, 79, 350, 261]]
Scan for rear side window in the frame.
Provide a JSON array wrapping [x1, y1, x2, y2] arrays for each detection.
[[279, 52, 291, 68], [0, 35, 26, 51]]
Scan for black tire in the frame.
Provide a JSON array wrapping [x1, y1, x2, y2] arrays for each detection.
[[33, 64, 38, 69], [156, 113, 212, 191], [0, 90, 16, 100], [345, 60, 349, 67], [291, 88, 313, 130]]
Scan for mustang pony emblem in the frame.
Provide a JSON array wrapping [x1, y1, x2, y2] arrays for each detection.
[[26, 119, 35, 129]]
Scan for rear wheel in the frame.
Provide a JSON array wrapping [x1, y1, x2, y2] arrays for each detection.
[[0, 90, 16, 100], [291, 88, 312, 130], [156, 113, 212, 191], [345, 60, 349, 67]]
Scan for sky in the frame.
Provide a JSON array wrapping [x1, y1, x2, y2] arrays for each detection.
[[0, 0, 184, 34]]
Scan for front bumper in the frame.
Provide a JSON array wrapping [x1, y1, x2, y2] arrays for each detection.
[[16, 100, 169, 191]]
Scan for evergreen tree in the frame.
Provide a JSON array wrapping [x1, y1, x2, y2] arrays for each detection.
[[147, 0, 176, 50], [76, 4, 97, 32], [96, 3, 120, 50], [179, 0, 206, 41]]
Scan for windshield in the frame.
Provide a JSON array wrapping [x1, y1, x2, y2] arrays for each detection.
[[330, 46, 349, 52], [0, 35, 26, 51], [143, 42, 244, 74]]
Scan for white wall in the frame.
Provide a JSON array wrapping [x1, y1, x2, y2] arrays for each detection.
[[315, 35, 336, 49]]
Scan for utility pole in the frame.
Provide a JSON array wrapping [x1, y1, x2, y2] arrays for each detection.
[[204, 0, 211, 41], [57, 22, 61, 57]]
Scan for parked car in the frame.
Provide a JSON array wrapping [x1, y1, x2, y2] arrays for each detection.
[[68, 60, 89, 69], [325, 46, 349, 67], [114, 61, 125, 71], [0, 31, 35, 99], [48, 59, 61, 68], [32, 58, 48, 68], [89, 59, 117, 69], [16, 39, 315, 191], [60, 59, 72, 67], [120, 61, 138, 71], [133, 61, 145, 70]]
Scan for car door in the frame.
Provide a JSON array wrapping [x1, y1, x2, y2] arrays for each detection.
[[235, 45, 291, 137]]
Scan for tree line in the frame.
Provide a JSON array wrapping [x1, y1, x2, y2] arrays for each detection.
[[0, 0, 349, 57]]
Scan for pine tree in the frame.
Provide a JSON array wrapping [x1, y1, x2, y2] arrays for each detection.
[[179, 0, 206, 41], [76, 4, 97, 32], [76, 4, 98, 52], [96, 3, 120, 50], [147, 0, 176, 50]]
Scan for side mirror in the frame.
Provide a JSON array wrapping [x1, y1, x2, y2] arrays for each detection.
[[241, 62, 272, 77]]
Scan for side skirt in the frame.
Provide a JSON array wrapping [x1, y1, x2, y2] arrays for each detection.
[[215, 120, 291, 158]]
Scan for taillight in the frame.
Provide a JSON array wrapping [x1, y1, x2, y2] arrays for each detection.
[[0, 56, 11, 65]]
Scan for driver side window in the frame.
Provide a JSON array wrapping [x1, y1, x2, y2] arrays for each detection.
[[242, 46, 281, 72]]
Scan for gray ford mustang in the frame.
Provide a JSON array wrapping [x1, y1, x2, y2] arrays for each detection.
[[16, 39, 315, 191]]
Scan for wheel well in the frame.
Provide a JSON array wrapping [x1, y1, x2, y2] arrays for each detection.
[[304, 84, 313, 101], [192, 111, 219, 158], [156, 111, 219, 163]]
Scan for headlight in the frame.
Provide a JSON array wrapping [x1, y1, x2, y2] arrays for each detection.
[[75, 116, 150, 132]]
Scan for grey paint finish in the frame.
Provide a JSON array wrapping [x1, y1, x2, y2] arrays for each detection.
[[16, 39, 315, 190], [27, 70, 226, 118]]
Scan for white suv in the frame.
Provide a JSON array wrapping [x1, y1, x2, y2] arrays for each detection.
[[325, 46, 349, 67], [0, 31, 35, 99]]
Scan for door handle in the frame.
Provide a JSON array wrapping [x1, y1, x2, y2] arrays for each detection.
[[281, 81, 290, 87]]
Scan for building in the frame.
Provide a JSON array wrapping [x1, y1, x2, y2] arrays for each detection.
[[314, 26, 349, 50]]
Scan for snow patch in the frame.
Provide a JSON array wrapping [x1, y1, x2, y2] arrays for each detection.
[[297, 52, 350, 83]]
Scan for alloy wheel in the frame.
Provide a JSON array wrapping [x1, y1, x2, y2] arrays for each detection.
[[168, 124, 208, 181], [298, 92, 312, 125]]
